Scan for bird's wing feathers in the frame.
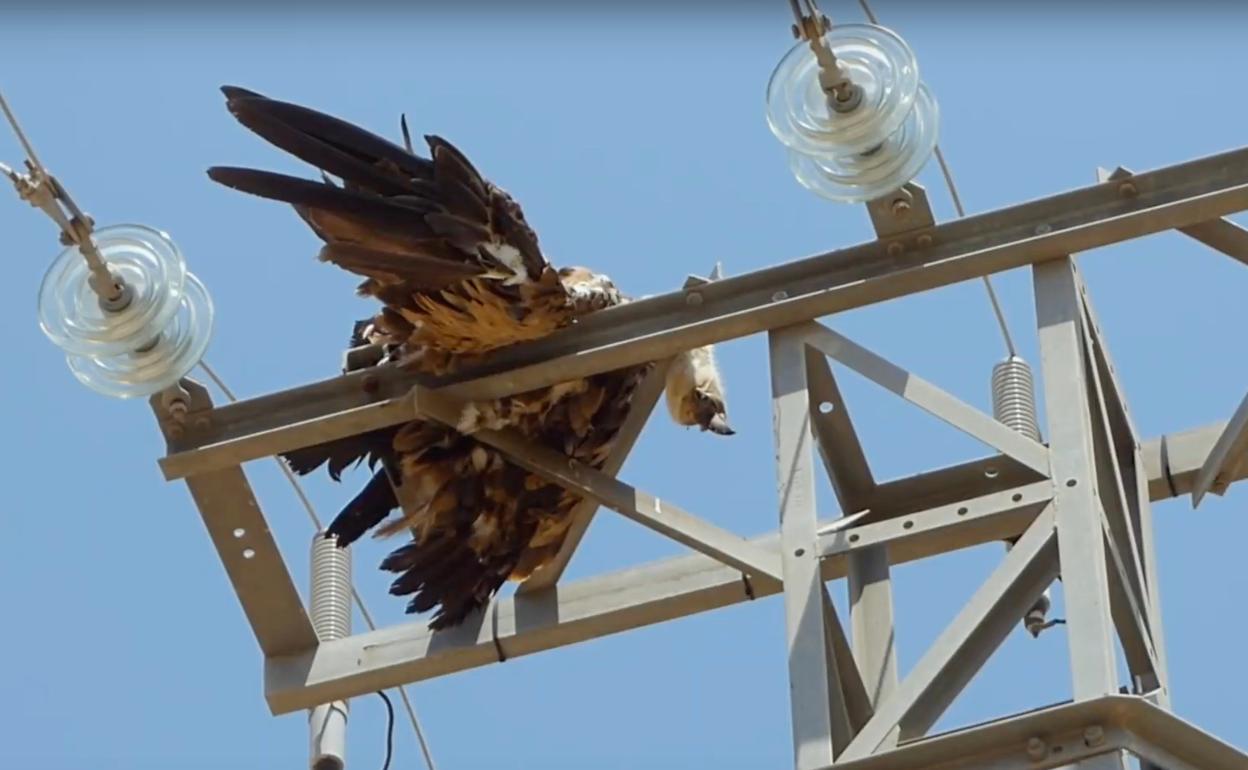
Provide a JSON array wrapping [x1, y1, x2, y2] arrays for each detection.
[[207, 87, 555, 301], [215, 87, 681, 631]]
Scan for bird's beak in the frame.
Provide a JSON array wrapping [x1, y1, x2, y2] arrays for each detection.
[[706, 414, 735, 436]]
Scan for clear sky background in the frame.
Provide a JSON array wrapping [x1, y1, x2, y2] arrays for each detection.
[[3, 2, 1247, 769]]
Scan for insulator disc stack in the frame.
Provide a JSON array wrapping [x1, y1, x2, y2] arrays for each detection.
[[765, 23, 939, 203], [36, 224, 213, 398]]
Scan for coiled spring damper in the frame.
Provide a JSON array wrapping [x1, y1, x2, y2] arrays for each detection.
[[991, 356, 1057, 637], [37, 224, 213, 398], [765, 23, 939, 203]]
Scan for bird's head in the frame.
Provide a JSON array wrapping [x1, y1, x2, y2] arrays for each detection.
[[664, 345, 735, 437]]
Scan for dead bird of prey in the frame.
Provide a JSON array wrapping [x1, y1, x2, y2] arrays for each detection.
[[207, 86, 734, 629]]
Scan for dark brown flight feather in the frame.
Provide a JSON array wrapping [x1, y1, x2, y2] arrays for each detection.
[[210, 85, 733, 630]]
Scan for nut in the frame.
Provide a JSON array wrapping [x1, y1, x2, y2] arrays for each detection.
[[1025, 737, 1047, 760], [887, 241, 904, 257], [1083, 725, 1105, 747]]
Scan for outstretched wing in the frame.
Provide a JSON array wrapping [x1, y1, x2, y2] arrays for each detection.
[[207, 85, 599, 371]]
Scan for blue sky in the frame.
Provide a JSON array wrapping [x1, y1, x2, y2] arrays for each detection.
[[3, 3, 1247, 769]]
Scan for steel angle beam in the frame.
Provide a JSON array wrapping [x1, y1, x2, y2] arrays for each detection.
[[805, 349, 875, 515], [150, 381, 317, 659], [410, 388, 782, 583], [838, 507, 1060, 760], [770, 327, 844, 769], [821, 695, 1248, 770], [157, 145, 1248, 481], [440, 145, 1248, 403], [1098, 165, 1248, 268], [519, 359, 673, 592], [798, 322, 1050, 475], [266, 445, 1216, 715], [1190, 389, 1248, 505]]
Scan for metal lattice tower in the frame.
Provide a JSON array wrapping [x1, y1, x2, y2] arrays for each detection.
[[145, 151, 1248, 769], [8, 8, 1248, 769]]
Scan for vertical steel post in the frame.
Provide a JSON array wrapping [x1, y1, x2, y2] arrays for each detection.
[[770, 327, 841, 769], [1033, 257, 1128, 770]]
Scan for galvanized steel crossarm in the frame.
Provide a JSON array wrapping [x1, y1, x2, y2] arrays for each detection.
[[263, 476, 1053, 714], [259, 421, 1243, 714], [439, 144, 1248, 403], [157, 145, 1248, 480]]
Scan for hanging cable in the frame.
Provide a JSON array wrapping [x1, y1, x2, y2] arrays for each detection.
[[376, 690, 396, 770], [197, 360, 438, 770], [854, 0, 1017, 356], [1, 88, 123, 302]]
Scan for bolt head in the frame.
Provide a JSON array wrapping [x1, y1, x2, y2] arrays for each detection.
[[685, 291, 703, 307], [917, 233, 933, 248], [1083, 725, 1105, 747], [1118, 181, 1138, 198], [887, 241, 904, 257], [1025, 737, 1047, 760], [891, 198, 911, 215]]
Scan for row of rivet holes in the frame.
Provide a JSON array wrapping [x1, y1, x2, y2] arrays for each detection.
[[795, 479, 1077, 557]]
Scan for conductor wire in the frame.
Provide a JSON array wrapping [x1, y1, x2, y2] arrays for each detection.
[[855, 0, 1017, 356]]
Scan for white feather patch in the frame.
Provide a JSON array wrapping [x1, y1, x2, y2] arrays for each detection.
[[481, 242, 528, 285]]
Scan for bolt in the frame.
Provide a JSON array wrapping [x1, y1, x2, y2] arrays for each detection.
[[887, 241, 904, 257], [361, 375, 380, 394], [194, 416, 212, 431], [167, 423, 185, 440], [1117, 181, 1138, 198], [916, 233, 933, 248], [891, 198, 911, 215], [1026, 737, 1047, 760], [1083, 725, 1105, 747], [167, 400, 188, 418], [1035, 223, 1052, 235], [685, 291, 703, 307], [772, 290, 788, 302]]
